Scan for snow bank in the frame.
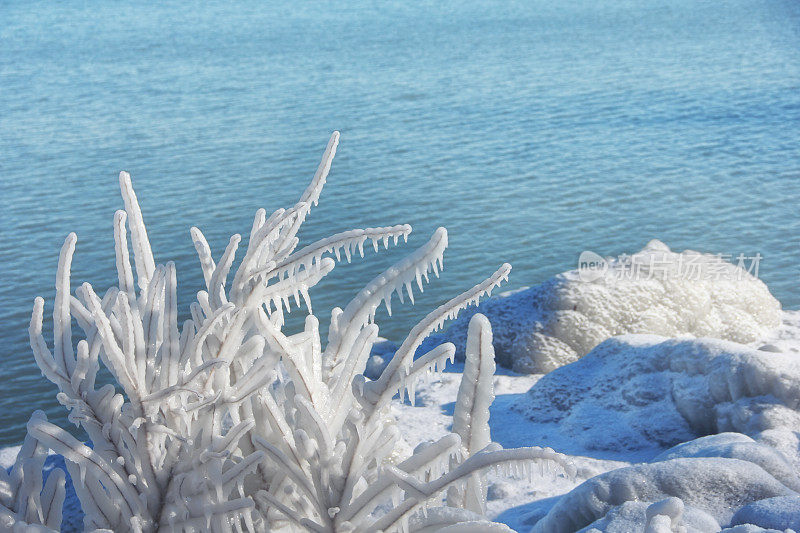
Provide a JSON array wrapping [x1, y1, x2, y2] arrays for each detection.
[[524, 362, 800, 533], [514, 335, 800, 451], [390, 240, 781, 374]]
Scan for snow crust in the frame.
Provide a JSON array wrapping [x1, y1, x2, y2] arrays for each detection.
[[0, 447, 21, 470], [652, 433, 800, 491], [583, 499, 720, 533], [388, 240, 782, 374]]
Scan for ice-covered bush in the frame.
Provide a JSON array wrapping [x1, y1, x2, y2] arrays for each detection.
[[28, 173, 267, 531], [17, 132, 574, 532], [419, 239, 781, 374]]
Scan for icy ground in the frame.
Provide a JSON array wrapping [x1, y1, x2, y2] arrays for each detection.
[[4, 311, 799, 532]]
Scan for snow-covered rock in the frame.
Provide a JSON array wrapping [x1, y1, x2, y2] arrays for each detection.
[[652, 433, 800, 491], [532, 456, 797, 533], [580, 499, 720, 533], [529, 431, 800, 532], [514, 335, 800, 451], [399, 240, 781, 374]]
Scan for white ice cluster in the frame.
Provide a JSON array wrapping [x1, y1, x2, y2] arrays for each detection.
[[423, 240, 781, 374], [4, 133, 575, 532], [516, 335, 800, 451]]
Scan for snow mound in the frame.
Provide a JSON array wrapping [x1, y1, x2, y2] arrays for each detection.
[[531, 456, 797, 532], [653, 433, 800, 491], [415, 240, 781, 373], [515, 335, 800, 451]]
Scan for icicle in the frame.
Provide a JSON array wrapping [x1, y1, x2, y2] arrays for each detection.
[[292, 287, 301, 308], [300, 286, 312, 314], [415, 268, 424, 292]]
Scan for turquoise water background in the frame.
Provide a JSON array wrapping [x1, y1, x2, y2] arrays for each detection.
[[1, 0, 799, 445]]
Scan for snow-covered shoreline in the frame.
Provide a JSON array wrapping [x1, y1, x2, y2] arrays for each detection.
[[393, 310, 800, 531], [0, 167, 800, 533], [6, 302, 800, 530]]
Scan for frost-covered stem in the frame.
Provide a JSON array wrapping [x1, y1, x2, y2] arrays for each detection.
[[364, 264, 511, 418], [28, 420, 147, 526], [250, 225, 412, 285], [0, 412, 66, 532], [119, 171, 156, 290], [324, 227, 448, 375], [338, 433, 462, 526], [53, 233, 76, 377], [369, 445, 574, 532], [448, 313, 495, 514], [29, 237, 160, 503]]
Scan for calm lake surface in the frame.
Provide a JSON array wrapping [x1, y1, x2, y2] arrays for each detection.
[[1, 0, 799, 445]]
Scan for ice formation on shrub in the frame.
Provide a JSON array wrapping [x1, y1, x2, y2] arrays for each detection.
[[19, 132, 575, 532], [644, 497, 687, 533], [424, 240, 781, 373], [28, 173, 269, 532], [0, 412, 65, 532], [515, 335, 800, 450]]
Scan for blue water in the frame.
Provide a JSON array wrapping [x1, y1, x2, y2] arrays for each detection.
[[1, 0, 799, 446]]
